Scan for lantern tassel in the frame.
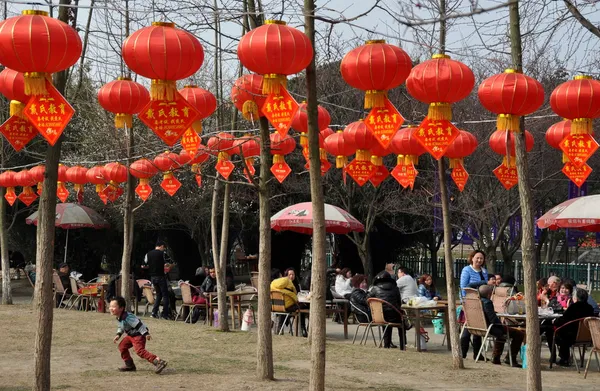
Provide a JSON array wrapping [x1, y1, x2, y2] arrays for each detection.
[[24, 72, 50, 96], [151, 79, 177, 101], [191, 163, 202, 174], [355, 149, 370, 162], [192, 121, 203, 133], [273, 154, 285, 164], [217, 152, 230, 162], [262, 74, 287, 95], [300, 132, 308, 147], [449, 158, 463, 169], [9, 100, 25, 118], [245, 157, 255, 167], [497, 114, 521, 132], [428, 102, 452, 121], [571, 118, 593, 134], [139, 178, 150, 186], [320, 148, 327, 160], [242, 101, 259, 121], [364, 90, 387, 109], [115, 114, 133, 129], [335, 156, 347, 168], [162, 171, 173, 181], [95, 184, 104, 193], [371, 155, 382, 166], [502, 156, 517, 167]]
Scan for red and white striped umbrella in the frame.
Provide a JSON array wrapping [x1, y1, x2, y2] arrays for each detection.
[[537, 195, 600, 231], [26, 203, 109, 229], [271, 202, 364, 234]]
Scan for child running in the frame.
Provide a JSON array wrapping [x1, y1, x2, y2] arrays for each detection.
[[109, 296, 168, 374]]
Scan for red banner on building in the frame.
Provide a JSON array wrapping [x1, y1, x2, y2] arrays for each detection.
[[451, 163, 469, 192], [139, 93, 201, 146], [413, 117, 460, 160], [562, 162, 592, 187], [493, 162, 518, 190], [559, 133, 599, 168], [391, 162, 418, 189], [344, 159, 377, 186], [0, 116, 38, 151], [262, 88, 299, 137], [24, 81, 74, 146], [364, 97, 404, 149]]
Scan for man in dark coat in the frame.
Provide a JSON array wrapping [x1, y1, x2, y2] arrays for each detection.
[[143, 241, 170, 319], [367, 271, 405, 349]]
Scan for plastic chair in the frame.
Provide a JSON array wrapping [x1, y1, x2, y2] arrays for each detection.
[[584, 317, 600, 379], [270, 291, 299, 335], [366, 298, 406, 349], [550, 317, 592, 372]]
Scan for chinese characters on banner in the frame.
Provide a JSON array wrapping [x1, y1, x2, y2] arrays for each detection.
[[344, 159, 377, 186], [559, 133, 599, 167], [271, 162, 292, 183], [413, 117, 460, 160], [262, 88, 299, 137], [364, 97, 405, 148], [391, 162, 418, 189], [135, 184, 152, 201], [0, 116, 38, 151], [139, 93, 201, 146], [493, 162, 518, 190], [215, 160, 235, 180], [160, 176, 181, 196], [562, 162, 592, 187], [24, 80, 75, 146], [369, 165, 389, 187], [451, 163, 469, 192], [180, 128, 201, 155]]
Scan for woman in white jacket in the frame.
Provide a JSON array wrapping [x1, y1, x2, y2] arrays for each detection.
[[335, 268, 354, 298]]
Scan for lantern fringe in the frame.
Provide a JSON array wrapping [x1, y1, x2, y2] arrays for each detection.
[[151, 80, 177, 101], [24, 72, 50, 96], [364, 90, 387, 109], [242, 101, 259, 121], [449, 158, 463, 169], [371, 155, 382, 166], [139, 178, 150, 186], [191, 163, 201, 174], [273, 154, 285, 164], [192, 121, 203, 133], [115, 114, 133, 129], [162, 172, 173, 181], [497, 114, 521, 132], [300, 132, 308, 147], [335, 156, 347, 168], [262, 74, 287, 95], [95, 184, 105, 193], [502, 156, 516, 167], [217, 152, 230, 162], [571, 118, 593, 134], [428, 103, 452, 121], [320, 148, 327, 160], [356, 149, 370, 161], [9, 101, 25, 118], [74, 184, 84, 192]]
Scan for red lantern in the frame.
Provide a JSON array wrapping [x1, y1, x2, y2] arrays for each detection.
[[65, 166, 89, 192], [86, 165, 108, 203], [178, 85, 217, 131], [546, 120, 572, 150], [122, 22, 204, 101], [104, 162, 128, 183], [0, 68, 29, 117], [324, 130, 355, 168], [29, 164, 45, 195], [270, 133, 296, 183], [56, 164, 69, 201], [130, 159, 157, 201], [390, 126, 427, 164], [98, 77, 150, 129], [231, 74, 266, 121], [154, 152, 179, 173], [292, 102, 331, 147], [550, 75, 600, 134], [489, 130, 534, 166], [189, 144, 210, 172], [237, 21, 313, 94], [207, 132, 238, 160], [0, 170, 18, 205], [0, 10, 82, 95], [15, 169, 37, 206], [343, 120, 375, 161], [369, 140, 391, 166], [237, 135, 260, 168], [478, 69, 545, 132], [445, 130, 478, 168], [341, 40, 412, 108], [321, 127, 334, 140], [407, 54, 474, 120]]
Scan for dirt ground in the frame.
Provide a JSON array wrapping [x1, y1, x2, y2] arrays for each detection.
[[0, 280, 598, 391]]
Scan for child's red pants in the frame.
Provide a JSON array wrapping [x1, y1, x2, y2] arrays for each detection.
[[118, 335, 157, 363]]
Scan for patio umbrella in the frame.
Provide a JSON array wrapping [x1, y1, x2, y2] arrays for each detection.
[[271, 202, 364, 234], [537, 194, 600, 231], [26, 203, 110, 263]]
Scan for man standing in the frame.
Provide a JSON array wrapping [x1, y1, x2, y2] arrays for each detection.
[[144, 241, 170, 320]]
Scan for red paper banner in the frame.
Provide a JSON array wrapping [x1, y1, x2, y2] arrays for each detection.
[[181, 128, 201, 156], [562, 162, 592, 187], [18, 190, 38, 206], [413, 117, 460, 160], [262, 88, 299, 137], [369, 165, 390, 187], [102, 184, 123, 202], [493, 162, 518, 190], [365, 97, 405, 149], [0, 116, 38, 151], [135, 183, 152, 201], [24, 81, 75, 146], [451, 163, 469, 192], [160, 176, 181, 196], [195, 174, 202, 187], [391, 163, 418, 189], [271, 161, 292, 183], [216, 160, 235, 180], [139, 94, 201, 146], [344, 159, 377, 186], [559, 133, 599, 168], [57, 183, 69, 203], [4, 188, 16, 206]]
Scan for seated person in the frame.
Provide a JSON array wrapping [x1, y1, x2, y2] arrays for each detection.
[[57, 263, 71, 293], [487, 275, 497, 286], [494, 274, 503, 286], [540, 276, 560, 307], [536, 277, 548, 306], [479, 285, 525, 367], [26, 264, 36, 284], [368, 271, 405, 349], [270, 274, 299, 333], [200, 268, 217, 297], [334, 268, 353, 298], [552, 288, 594, 367], [548, 282, 573, 312], [396, 267, 418, 304], [349, 274, 370, 323], [499, 275, 517, 290], [417, 274, 441, 301]]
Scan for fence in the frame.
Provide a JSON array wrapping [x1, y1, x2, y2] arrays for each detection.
[[395, 256, 600, 291]]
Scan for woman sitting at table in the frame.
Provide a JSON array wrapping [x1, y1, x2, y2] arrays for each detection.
[[271, 274, 300, 334], [367, 271, 405, 349], [417, 274, 441, 301], [552, 287, 595, 367], [285, 267, 308, 337], [335, 268, 354, 298], [349, 274, 370, 323]]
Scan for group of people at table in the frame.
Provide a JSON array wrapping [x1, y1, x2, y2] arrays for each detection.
[[460, 250, 599, 368]]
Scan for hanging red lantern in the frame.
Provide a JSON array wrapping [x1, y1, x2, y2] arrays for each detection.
[[321, 127, 334, 140], [478, 69, 545, 132], [489, 129, 534, 165], [0, 68, 29, 117], [0, 170, 18, 205], [343, 120, 375, 162], [369, 140, 391, 166], [324, 130, 356, 168], [97, 77, 150, 129], [207, 132, 238, 180], [550, 75, 600, 134], [237, 21, 313, 94], [130, 158, 157, 201], [15, 169, 37, 206], [56, 164, 70, 202], [444, 130, 478, 192], [153, 152, 181, 196], [341, 40, 412, 108], [29, 164, 45, 195], [0, 10, 82, 96], [103, 162, 128, 202], [65, 166, 88, 201], [122, 22, 204, 101], [270, 133, 296, 183], [546, 120, 572, 164], [291, 102, 331, 147], [86, 165, 108, 203], [390, 126, 427, 165], [235, 135, 260, 178], [406, 54, 474, 120], [231, 74, 266, 121], [178, 85, 217, 156]]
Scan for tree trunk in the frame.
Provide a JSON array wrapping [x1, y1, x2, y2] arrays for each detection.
[[120, 123, 134, 305], [216, 182, 230, 331], [304, 2, 327, 389], [509, 2, 541, 390], [211, 179, 222, 268], [356, 236, 372, 282], [256, 116, 273, 380], [0, 186, 12, 305]]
